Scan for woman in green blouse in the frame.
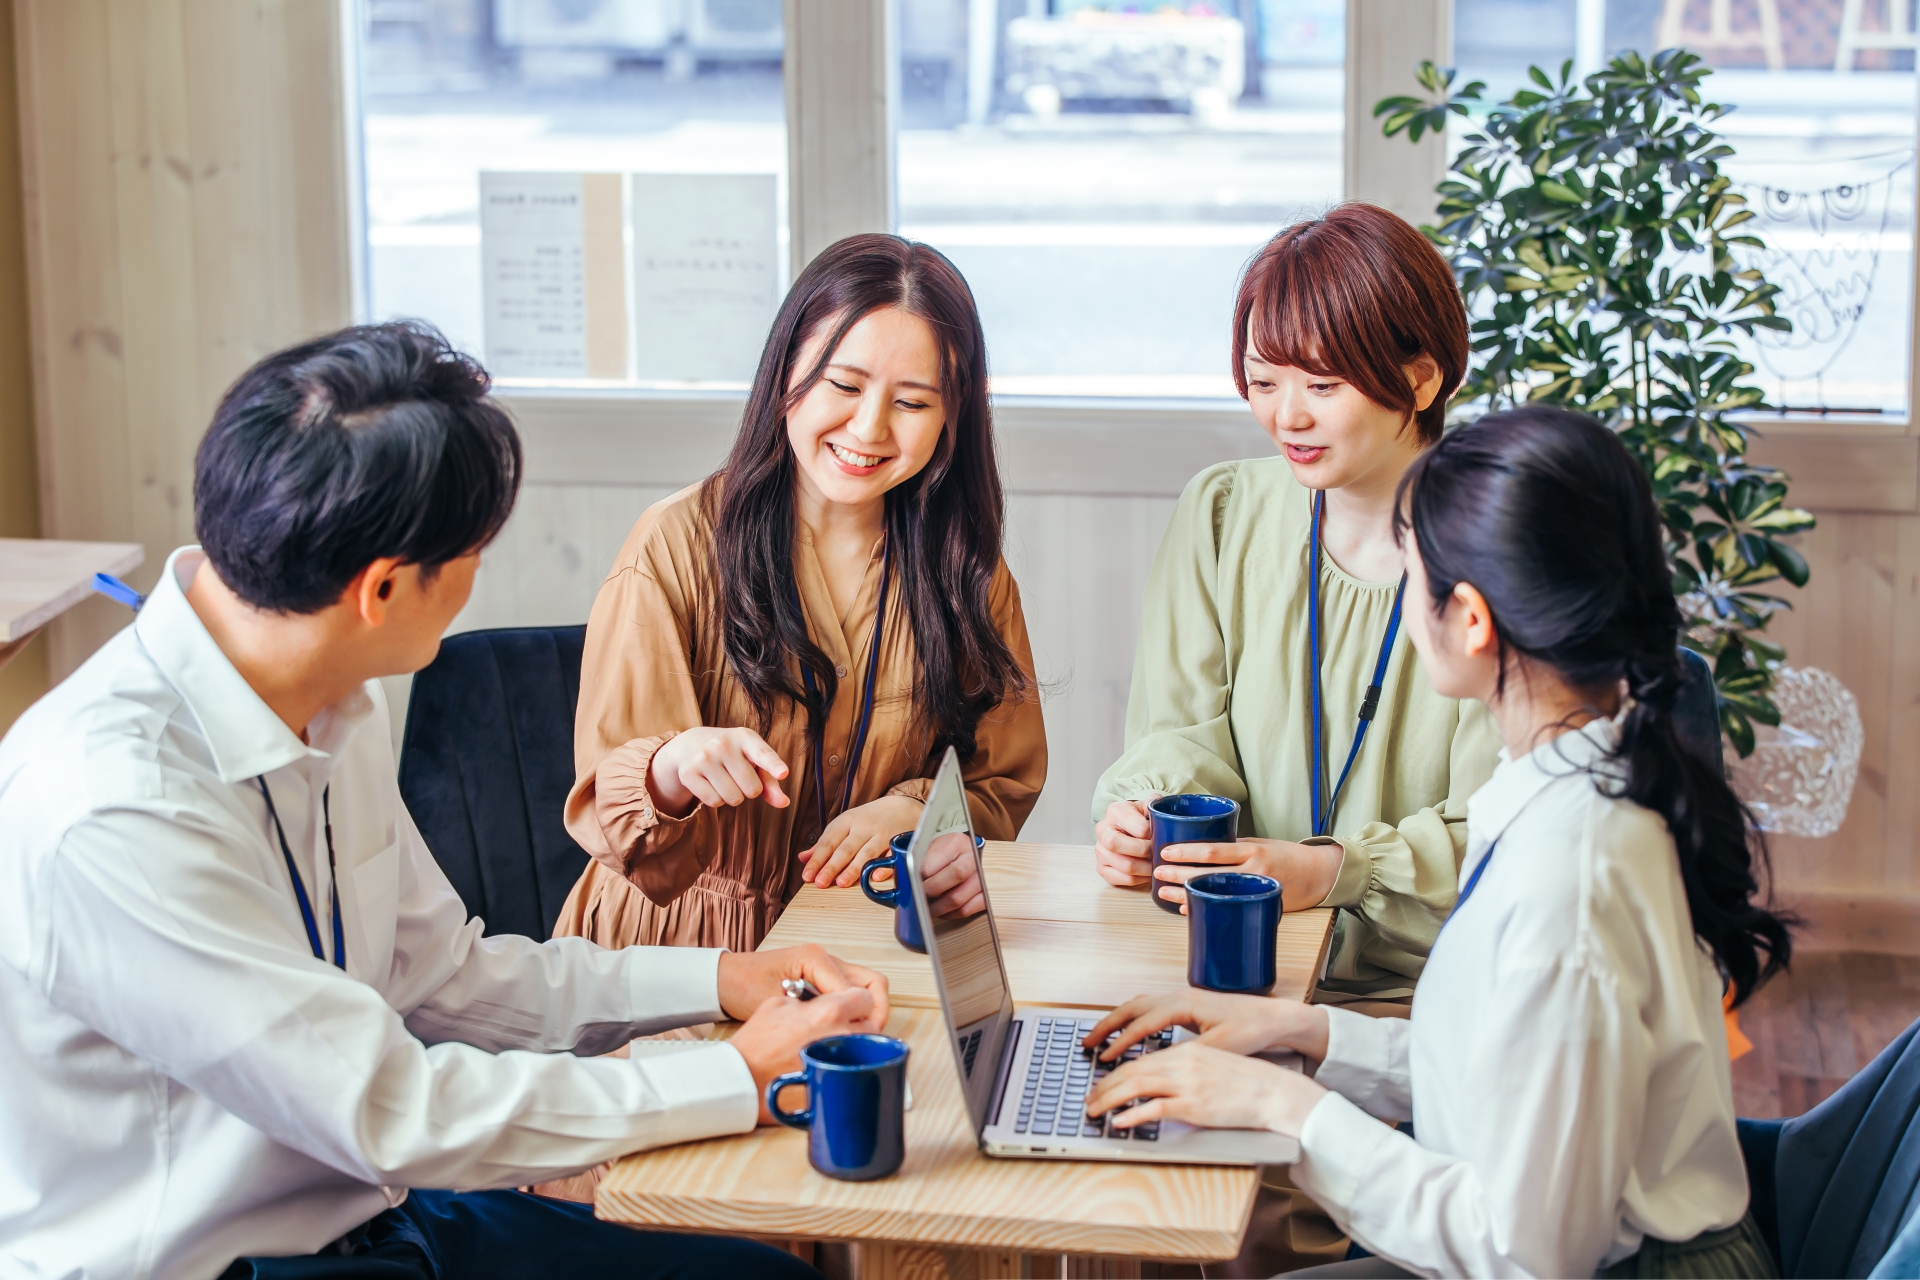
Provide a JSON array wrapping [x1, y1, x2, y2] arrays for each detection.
[[1093, 203, 1502, 1004]]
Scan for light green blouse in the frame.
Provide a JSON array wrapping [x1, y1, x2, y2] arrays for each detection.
[[1094, 457, 1502, 997]]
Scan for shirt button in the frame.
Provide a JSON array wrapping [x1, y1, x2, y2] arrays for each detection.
[[834, 665, 847, 677], [828, 753, 841, 765]]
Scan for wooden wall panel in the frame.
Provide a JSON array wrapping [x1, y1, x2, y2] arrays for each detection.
[[14, 0, 353, 679], [0, 0, 48, 733]]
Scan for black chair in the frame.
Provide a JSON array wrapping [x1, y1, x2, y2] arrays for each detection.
[[398, 626, 590, 941]]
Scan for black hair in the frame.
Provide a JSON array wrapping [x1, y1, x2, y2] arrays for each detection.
[[1395, 405, 1791, 1006], [701, 233, 1026, 764], [194, 321, 522, 614]]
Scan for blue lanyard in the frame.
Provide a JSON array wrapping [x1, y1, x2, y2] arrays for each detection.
[[1442, 839, 1500, 933], [1308, 491, 1408, 838], [795, 540, 892, 834], [256, 777, 345, 969]]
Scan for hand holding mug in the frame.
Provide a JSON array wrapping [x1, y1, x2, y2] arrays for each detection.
[[648, 726, 791, 818], [1094, 797, 1157, 887], [1153, 837, 1343, 912]]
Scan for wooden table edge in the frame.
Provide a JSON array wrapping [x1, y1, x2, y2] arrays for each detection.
[[592, 1183, 1259, 1262]]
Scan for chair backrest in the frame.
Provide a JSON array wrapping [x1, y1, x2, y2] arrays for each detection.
[[1766, 1017, 1920, 1277], [398, 626, 590, 941], [1674, 646, 1722, 771]]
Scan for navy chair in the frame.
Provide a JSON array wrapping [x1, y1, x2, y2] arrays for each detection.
[[1739, 1018, 1920, 1277], [398, 626, 590, 942], [1674, 647, 1720, 769]]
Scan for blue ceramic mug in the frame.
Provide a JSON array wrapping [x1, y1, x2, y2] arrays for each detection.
[[767, 1034, 911, 1182], [1148, 794, 1240, 914], [861, 831, 985, 953], [1186, 871, 1282, 994]]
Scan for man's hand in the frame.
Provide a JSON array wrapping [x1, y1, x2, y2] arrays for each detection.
[[1094, 797, 1157, 888], [648, 726, 790, 819], [1084, 990, 1330, 1064], [730, 989, 883, 1124], [716, 943, 890, 1028], [1085, 1041, 1329, 1138], [1153, 837, 1342, 913], [798, 794, 924, 888]]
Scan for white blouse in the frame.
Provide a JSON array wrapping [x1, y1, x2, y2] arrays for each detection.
[[1292, 717, 1749, 1277]]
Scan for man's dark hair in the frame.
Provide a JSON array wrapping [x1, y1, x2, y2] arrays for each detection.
[[194, 322, 522, 614]]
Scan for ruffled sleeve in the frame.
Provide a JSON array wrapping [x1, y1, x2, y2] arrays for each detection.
[[563, 507, 725, 907], [1091, 462, 1249, 814]]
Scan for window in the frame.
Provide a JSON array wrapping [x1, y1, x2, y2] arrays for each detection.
[[357, 0, 786, 385], [1453, 0, 1916, 417], [895, 0, 1345, 398]]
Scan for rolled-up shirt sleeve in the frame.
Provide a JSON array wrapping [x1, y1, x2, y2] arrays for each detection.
[[35, 808, 758, 1191]]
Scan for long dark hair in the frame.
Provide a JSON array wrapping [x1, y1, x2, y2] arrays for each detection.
[[1396, 405, 1791, 1005], [701, 234, 1026, 763]]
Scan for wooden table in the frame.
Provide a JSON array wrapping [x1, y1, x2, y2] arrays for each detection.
[[0, 537, 145, 643], [598, 842, 1336, 1276]]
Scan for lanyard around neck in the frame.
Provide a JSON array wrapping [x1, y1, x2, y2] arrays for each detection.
[[256, 776, 345, 969], [1308, 490, 1408, 839], [796, 539, 893, 834], [1441, 839, 1500, 934]]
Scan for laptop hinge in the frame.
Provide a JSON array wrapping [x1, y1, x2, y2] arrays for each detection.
[[984, 1016, 1023, 1130]]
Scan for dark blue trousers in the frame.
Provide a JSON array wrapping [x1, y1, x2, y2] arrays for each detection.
[[220, 1188, 821, 1280]]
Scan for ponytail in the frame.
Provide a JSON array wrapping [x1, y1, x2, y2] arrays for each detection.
[[1616, 651, 1791, 1005], [1399, 406, 1791, 1005]]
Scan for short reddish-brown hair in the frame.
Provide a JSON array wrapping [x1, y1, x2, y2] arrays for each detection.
[[1232, 203, 1468, 445]]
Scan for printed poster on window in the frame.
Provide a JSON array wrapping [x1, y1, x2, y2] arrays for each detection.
[[479, 172, 627, 380], [629, 173, 781, 383]]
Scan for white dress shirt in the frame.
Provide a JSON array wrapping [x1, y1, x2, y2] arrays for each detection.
[[0, 548, 760, 1280], [1291, 718, 1748, 1277]]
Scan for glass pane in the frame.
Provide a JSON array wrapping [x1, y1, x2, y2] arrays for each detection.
[[357, 0, 786, 384], [897, 0, 1345, 398], [1452, 0, 1915, 417]]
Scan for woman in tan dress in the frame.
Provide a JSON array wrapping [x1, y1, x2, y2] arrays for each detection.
[[554, 234, 1048, 954]]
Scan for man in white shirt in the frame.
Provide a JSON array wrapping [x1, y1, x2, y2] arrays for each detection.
[[0, 323, 887, 1280]]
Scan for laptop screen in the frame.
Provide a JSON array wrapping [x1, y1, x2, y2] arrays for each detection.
[[902, 748, 1014, 1137]]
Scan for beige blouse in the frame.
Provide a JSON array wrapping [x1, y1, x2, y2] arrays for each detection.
[[554, 485, 1048, 953]]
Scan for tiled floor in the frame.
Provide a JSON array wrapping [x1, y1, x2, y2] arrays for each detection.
[[1730, 950, 1920, 1119]]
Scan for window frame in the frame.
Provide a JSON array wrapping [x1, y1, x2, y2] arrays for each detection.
[[354, 0, 1920, 509]]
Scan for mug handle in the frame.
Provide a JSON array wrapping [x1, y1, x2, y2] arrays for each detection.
[[767, 1071, 812, 1128], [860, 854, 899, 907]]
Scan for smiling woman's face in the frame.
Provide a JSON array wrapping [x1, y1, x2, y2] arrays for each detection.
[[785, 306, 947, 513], [1242, 340, 1438, 495]]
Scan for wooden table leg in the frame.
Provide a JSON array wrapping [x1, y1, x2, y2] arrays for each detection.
[[848, 1244, 1146, 1280]]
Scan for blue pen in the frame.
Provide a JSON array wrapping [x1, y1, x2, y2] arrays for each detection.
[[91, 574, 145, 612]]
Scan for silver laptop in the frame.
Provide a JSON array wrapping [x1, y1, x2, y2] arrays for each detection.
[[900, 748, 1298, 1166]]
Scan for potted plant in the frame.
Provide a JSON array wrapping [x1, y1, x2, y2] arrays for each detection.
[[1376, 50, 1816, 755]]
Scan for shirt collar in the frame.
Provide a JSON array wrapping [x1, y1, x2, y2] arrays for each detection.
[[134, 547, 376, 784], [1467, 715, 1624, 851]]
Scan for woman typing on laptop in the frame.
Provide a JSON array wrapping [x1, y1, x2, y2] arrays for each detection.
[[1083, 409, 1789, 1278]]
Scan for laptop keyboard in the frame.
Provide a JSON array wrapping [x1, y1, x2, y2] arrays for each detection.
[[1012, 1017, 1169, 1142]]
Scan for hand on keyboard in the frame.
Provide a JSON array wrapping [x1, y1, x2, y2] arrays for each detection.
[[1082, 1038, 1328, 1138], [1012, 1017, 1173, 1141]]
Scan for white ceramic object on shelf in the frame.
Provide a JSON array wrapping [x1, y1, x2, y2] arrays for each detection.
[[1728, 665, 1863, 838]]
